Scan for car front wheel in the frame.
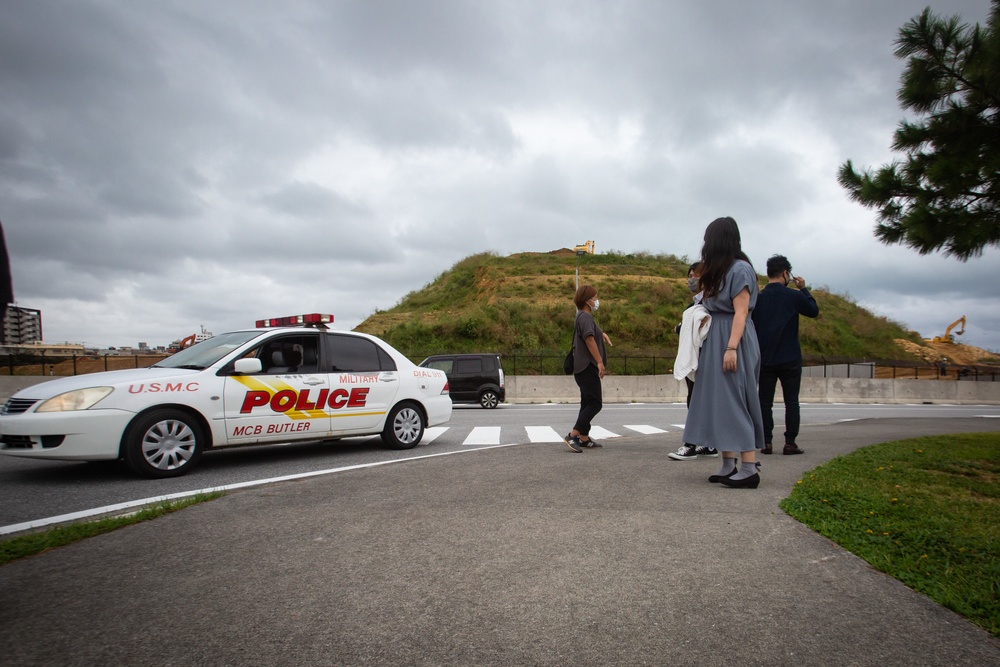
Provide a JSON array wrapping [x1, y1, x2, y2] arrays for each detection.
[[382, 403, 424, 449], [123, 409, 204, 478], [479, 390, 500, 409]]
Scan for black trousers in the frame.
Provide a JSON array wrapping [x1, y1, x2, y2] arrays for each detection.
[[573, 364, 603, 436], [683, 376, 696, 446], [758, 361, 802, 445]]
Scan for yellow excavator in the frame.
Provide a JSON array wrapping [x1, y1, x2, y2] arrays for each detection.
[[574, 240, 595, 255], [929, 316, 966, 343]]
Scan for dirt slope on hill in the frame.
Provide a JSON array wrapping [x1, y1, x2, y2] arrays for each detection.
[[895, 339, 1000, 366]]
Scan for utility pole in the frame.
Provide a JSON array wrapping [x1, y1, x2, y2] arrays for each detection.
[[574, 240, 594, 290]]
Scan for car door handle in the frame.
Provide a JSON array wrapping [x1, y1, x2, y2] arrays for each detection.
[[303, 377, 325, 385], [381, 377, 397, 383]]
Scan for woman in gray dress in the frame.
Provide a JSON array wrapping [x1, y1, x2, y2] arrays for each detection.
[[682, 217, 765, 488]]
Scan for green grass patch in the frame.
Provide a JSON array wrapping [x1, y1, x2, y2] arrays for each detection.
[[780, 433, 1000, 636], [0, 492, 224, 566]]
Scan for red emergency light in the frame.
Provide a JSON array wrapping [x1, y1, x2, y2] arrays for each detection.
[[255, 313, 334, 329]]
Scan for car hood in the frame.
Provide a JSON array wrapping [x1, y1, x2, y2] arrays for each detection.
[[11, 367, 202, 400]]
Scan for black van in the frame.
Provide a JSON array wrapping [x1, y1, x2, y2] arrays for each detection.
[[418, 353, 506, 408]]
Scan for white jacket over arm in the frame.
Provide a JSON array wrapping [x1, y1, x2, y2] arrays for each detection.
[[673, 304, 711, 382]]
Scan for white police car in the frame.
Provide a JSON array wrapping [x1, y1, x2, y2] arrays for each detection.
[[0, 314, 452, 478]]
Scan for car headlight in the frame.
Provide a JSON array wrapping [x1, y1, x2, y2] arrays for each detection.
[[35, 387, 114, 412]]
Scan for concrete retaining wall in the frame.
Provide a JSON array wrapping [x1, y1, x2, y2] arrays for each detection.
[[505, 374, 1000, 405], [2, 374, 999, 405]]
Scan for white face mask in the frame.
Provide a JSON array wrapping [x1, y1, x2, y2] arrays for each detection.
[[590, 298, 600, 311]]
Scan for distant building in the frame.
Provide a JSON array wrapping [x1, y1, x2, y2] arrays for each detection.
[[2, 305, 42, 345], [0, 340, 87, 356]]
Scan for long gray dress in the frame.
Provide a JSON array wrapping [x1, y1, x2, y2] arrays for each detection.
[[682, 260, 765, 452]]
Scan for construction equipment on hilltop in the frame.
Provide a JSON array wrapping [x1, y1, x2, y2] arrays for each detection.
[[928, 316, 966, 343], [169, 325, 215, 351], [574, 240, 595, 255]]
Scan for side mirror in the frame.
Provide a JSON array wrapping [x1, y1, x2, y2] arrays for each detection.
[[233, 358, 262, 375]]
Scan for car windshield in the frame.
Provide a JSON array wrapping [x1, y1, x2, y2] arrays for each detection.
[[152, 331, 265, 369]]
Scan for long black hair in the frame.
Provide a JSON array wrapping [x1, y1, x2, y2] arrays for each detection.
[[698, 216, 751, 299]]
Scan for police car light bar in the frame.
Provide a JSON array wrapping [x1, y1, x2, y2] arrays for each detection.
[[255, 313, 334, 329]]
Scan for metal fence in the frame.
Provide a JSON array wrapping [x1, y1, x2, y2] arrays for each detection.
[[410, 352, 1000, 381], [799, 355, 999, 381], [1, 352, 170, 377], [2, 351, 998, 381], [481, 353, 670, 377]]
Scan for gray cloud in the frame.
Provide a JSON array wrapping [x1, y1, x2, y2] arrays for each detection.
[[3, 0, 998, 351]]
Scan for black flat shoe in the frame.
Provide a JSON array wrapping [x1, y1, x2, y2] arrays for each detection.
[[720, 472, 760, 489], [708, 468, 739, 483]]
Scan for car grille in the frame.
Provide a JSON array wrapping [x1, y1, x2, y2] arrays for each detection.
[[1, 398, 38, 415]]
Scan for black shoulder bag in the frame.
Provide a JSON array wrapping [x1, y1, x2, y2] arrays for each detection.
[[563, 312, 578, 375]]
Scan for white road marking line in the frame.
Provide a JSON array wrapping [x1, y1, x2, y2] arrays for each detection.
[[463, 426, 501, 446], [0, 445, 526, 537], [525, 426, 564, 443], [624, 424, 668, 435], [588, 425, 620, 439], [421, 426, 448, 443], [670, 423, 686, 429]]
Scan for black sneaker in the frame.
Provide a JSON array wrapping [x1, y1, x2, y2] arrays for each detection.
[[581, 438, 602, 448], [695, 446, 718, 457], [564, 433, 583, 453], [668, 444, 698, 460]]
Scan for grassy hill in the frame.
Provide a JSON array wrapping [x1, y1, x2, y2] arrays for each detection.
[[355, 250, 927, 364]]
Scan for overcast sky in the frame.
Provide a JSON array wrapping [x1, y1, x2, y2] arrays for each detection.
[[3, 0, 998, 352]]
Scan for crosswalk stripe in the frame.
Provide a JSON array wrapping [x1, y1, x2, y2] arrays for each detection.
[[624, 424, 668, 435], [421, 427, 448, 444], [463, 426, 501, 446], [435, 424, 676, 445], [525, 426, 564, 443]]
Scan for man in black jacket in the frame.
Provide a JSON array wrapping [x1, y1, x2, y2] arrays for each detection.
[[751, 255, 819, 455]]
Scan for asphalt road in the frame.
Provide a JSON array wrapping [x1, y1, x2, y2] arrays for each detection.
[[2, 415, 998, 666], [2, 402, 999, 532]]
